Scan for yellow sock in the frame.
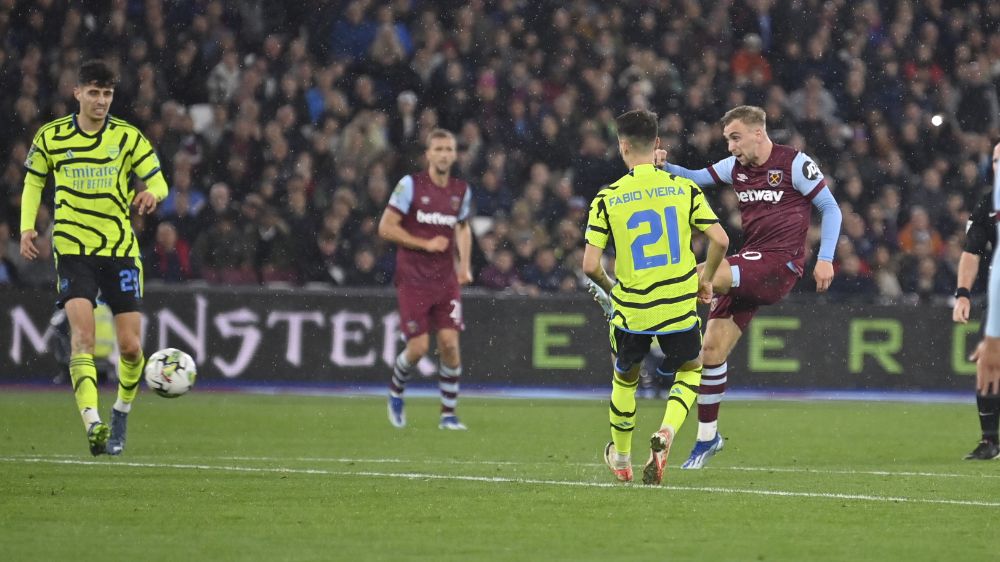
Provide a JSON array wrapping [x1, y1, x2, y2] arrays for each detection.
[[661, 366, 702, 433], [116, 353, 145, 408], [69, 354, 99, 429], [610, 372, 638, 456]]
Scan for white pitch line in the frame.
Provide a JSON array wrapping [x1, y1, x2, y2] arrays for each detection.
[[8, 453, 1000, 480], [2, 456, 998, 508]]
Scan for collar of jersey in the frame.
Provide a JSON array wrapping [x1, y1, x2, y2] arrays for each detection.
[[628, 163, 657, 175], [72, 113, 109, 138]]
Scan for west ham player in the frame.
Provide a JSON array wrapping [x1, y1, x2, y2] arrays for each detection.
[[378, 129, 473, 430], [655, 105, 842, 468]]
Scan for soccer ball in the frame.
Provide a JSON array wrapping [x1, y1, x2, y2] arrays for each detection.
[[144, 348, 197, 398]]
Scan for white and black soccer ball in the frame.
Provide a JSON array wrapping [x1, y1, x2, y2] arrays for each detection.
[[144, 348, 197, 398]]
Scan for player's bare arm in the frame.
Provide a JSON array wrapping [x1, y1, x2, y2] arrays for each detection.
[[378, 207, 448, 252], [582, 243, 615, 294], [699, 223, 730, 304], [952, 252, 980, 324], [19, 229, 38, 260], [455, 220, 473, 285]]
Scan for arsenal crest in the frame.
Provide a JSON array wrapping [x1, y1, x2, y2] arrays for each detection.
[[450, 195, 461, 211], [767, 169, 783, 187]]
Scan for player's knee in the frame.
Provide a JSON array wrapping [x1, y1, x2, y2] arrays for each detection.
[[407, 338, 430, 358], [438, 338, 460, 362], [118, 339, 142, 361], [700, 341, 727, 365]]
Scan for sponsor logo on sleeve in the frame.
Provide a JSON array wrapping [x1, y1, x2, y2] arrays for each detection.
[[802, 159, 822, 181]]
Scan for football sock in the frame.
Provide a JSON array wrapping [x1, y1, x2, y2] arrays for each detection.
[[661, 365, 702, 434], [439, 363, 461, 415], [389, 352, 414, 397], [69, 354, 99, 429], [697, 362, 727, 440], [976, 394, 1000, 444], [115, 353, 145, 412], [609, 372, 638, 456]]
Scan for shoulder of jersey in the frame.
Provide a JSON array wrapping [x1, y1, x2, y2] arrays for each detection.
[[107, 115, 142, 134], [36, 114, 75, 137]]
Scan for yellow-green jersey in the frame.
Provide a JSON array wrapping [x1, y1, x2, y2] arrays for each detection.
[[586, 163, 719, 334], [21, 114, 169, 258]]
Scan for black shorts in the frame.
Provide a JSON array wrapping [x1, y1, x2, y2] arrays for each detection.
[[610, 323, 702, 375], [55, 255, 144, 315]]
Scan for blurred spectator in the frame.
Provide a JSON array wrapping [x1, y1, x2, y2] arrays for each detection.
[[148, 222, 192, 283], [0, 1, 995, 300]]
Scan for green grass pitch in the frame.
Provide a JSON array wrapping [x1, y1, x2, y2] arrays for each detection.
[[0, 390, 995, 561]]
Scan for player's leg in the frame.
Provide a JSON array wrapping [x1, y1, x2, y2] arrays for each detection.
[[432, 289, 466, 429], [643, 327, 703, 485], [388, 286, 432, 428], [604, 328, 649, 482], [108, 312, 143, 454], [106, 258, 146, 454], [966, 393, 1000, 460], [58, 256, 108, 455], [388, 333, 429, 428], [436, 328, 466, 430], [681, 315, 742, 469], [65, 297, 107, 455]]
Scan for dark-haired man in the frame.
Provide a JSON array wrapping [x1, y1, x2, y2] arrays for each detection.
[[585, 109, 729, 484], [20, 60, 168, 456]]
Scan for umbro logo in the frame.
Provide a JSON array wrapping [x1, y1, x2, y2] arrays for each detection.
[[735, 173, 748, 182], [420, 196, 430, 204]]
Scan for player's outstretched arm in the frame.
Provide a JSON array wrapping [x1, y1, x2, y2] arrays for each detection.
[[378, 208, 448, 252], [699, 223, 730, 304], [654, 149, 728, 187], [953, 252, 980, 324]]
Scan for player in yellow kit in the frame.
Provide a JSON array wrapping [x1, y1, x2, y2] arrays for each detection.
[[20, 60, 168, 456], [583, 109, 729, 484]]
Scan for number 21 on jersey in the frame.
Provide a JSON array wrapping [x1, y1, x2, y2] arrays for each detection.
[[628, 207, 680, 270]]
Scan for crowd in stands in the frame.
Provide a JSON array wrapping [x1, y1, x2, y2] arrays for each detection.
[[1, 0, 999, 304]]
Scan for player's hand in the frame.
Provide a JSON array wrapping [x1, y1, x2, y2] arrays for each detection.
[[814, 260, 834, 292], [953, 297, 971, 324], [586, 279, 614, 319], [654, 149, 668, 168], [697, 276, 714, 304], [132, 191, 158, 215], [424, 236, 449, 253], [976, 337, 1000, 395], [458, 267, 473, 286], [19, 230, 38, 260]]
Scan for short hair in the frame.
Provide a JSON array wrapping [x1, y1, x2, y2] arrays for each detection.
[[721, 105, 767, 128], [615, 109, 658, 150], [425, 128, 455, 147], [78, 59, 117, 88]]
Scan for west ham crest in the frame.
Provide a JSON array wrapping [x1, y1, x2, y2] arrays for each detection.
[[450, 196, 461, 211], [767, 169, 783, 187]]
